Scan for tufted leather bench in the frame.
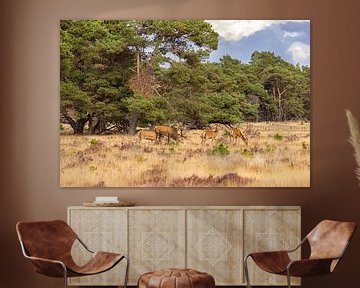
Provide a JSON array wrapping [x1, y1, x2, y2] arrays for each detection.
[[138, 268, 215, 288]]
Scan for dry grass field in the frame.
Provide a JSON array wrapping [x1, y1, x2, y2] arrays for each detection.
[[60, 122, 310, 187]]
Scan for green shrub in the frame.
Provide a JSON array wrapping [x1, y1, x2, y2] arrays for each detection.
[[273, 133, 283, 141], [89, 165, 97, 171], [302, 141, 308, 150], [212, 144, 230, 156], [240, 148, 254, 158], [89, 138, 99, 145], [135, 154, 147, 163], [265, 143, 273, 153]]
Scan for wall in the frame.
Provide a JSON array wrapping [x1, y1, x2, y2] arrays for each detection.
[[1, 0, 360, 287]]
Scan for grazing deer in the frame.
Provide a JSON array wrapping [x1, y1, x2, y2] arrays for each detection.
[[224, 124, 248, 145], [154, 125, 184, 144], [201, 124, 219, 144], [137, 130, 156, 142], [230, 127, 248, 145], [244, 125, 261, 139]]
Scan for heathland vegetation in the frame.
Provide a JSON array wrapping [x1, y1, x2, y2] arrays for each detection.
[[60, 122, 310, 187], [60, 20, 310, 187]]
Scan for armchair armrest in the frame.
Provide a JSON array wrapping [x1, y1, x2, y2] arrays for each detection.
[[285, 237, 307, 253], [287, 239, 351, 277], [19, 240, 67, 277], [245, 236, 306, 259], [76, 235, 94, 253], [25, 255, 67, 278], [287, 258, 336, 277]]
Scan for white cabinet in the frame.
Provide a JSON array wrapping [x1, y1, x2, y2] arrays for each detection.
[[68, 206, 300, 286]]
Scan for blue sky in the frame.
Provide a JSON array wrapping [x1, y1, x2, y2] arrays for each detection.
[[206, 20, 310, 66]]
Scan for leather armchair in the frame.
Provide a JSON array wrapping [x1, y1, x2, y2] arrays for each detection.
[[16, 220, 129, 288], [244, 220, 356, 288]]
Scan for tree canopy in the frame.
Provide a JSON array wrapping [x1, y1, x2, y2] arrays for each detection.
[[60, 20, 310, 134]]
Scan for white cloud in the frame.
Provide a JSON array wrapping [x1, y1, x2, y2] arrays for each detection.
[[206, 20, 309, 41], [283, 31, 302, 38], [288, 42, 310, 65]]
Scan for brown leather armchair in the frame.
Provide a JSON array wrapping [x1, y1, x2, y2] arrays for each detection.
[[244, 220, 356, 288], [16, 220, 129, 288]]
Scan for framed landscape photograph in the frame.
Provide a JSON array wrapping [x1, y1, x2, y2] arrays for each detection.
[[60, 20, 310, 187]]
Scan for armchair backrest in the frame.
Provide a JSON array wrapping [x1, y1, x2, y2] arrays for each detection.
[[16, 220, 77, 261], [307, 220, 356, 261]]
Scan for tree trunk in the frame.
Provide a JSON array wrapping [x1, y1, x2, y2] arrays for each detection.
[[98, 121, 106, 134], [128, 112, 139, 135], [73, 118, 88, 134], [136, 49, 140, 79], [61, 110, 88, 134], [276, 88, 286, 122], [89, 119, 107, 135], [88, 113, 94, 133], [89, 119, 99, 135]]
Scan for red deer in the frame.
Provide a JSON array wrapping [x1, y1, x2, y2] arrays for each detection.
[[230, 127, 248, 145], [201, 125, 219, 144], [154, 125, 184, 144], [224, 123, 248, 145], [243, 125, 261, 139], [137, 130, 156, 142]]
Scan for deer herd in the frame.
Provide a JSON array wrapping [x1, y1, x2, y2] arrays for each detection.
[[137, 123, 256, 145]]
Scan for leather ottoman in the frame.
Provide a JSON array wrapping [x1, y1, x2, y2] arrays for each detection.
[[138, 268, 215, 288]]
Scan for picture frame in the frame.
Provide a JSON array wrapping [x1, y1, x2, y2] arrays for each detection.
[[60, 20, 310, 187]]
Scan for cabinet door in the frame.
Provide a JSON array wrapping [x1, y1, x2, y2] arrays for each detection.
[[243, 209, 301, 286], [128, 209, 186, 284], [68, 208, 127, 286], [187, 209, 243, 285]]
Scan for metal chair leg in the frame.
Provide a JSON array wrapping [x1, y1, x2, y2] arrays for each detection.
[[123, 255, 130, 288], [61, 264, 68, 288], [286, 269, 292, 288], [244, 255, 252, 288]]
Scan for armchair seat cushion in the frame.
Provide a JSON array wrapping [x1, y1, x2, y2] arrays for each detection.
[[250, 251, 291, 274], [66, 251, 124, 276]]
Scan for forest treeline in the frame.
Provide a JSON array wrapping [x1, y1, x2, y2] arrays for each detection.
[[60, 20, 310, 135]]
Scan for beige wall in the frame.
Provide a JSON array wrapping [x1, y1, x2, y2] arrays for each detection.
[[1, 0, 360, 287]]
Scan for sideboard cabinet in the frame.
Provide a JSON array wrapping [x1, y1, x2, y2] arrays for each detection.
[[67, 206, 301, 286]]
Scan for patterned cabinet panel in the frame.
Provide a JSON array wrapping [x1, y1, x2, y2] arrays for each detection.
[[187, 209, 243, 285], [128, 209, 186, 284], [67, 206, 300, 286], [243, 208, 301, 286], [68, 208, 127, 286]]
